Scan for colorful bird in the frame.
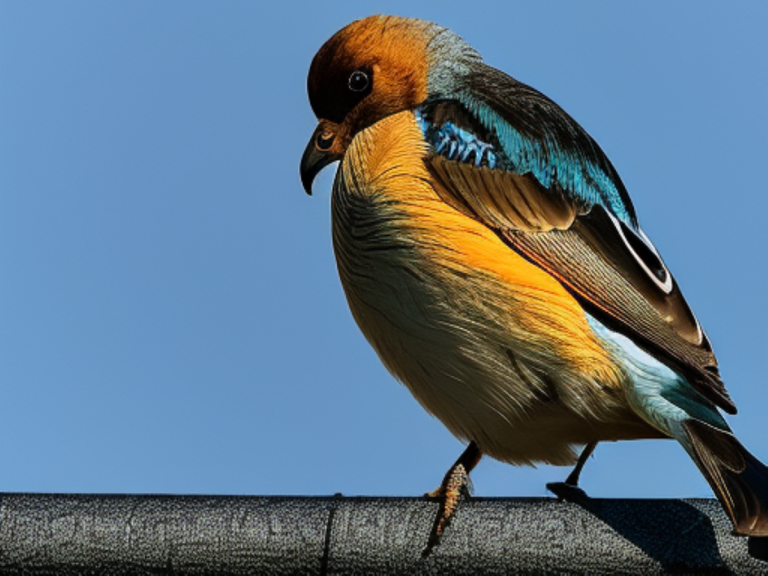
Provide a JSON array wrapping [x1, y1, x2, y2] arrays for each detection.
[[300, 15, 768, 539]]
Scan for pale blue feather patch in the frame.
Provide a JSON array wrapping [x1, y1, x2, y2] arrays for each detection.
[[586, 313, 728, 438]]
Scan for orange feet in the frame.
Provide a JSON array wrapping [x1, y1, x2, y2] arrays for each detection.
[[424, 441, 481, 554]]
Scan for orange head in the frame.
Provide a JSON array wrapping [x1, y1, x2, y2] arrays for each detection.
[[300, 15, 480, 194]]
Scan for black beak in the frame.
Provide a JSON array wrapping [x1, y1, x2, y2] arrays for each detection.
[[300, 123, 342, 195]]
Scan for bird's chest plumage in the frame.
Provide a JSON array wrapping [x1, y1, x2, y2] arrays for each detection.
[[331, 112, 643, 465]]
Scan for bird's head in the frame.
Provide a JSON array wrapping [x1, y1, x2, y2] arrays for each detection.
[[300, 15, 481, 194]]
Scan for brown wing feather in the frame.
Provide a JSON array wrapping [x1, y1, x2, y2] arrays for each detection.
[[426, 157, 736, 414], [430, 155, 576, 232]]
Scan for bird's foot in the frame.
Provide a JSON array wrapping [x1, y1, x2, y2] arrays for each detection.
[[547, 441, 596, 502], [423, 461, 473, 554], [546, 480, 589, 502], [422, 441, 481, 556]]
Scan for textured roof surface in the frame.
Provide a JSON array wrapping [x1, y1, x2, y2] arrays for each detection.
[[1, 493, 766, 574]]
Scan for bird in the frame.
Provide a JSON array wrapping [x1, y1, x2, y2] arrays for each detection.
[[299, 14, 768, 540]]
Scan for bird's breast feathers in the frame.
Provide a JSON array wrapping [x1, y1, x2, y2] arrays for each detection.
[[331, 111, 656, 465]]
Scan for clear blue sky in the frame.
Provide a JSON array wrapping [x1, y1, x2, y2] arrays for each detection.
[[1, 2, 766, 501]]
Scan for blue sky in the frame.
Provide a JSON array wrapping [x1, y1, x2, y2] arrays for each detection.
[[1, 2, 766, 502]]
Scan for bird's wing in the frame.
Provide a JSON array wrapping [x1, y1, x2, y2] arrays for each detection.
[[420, 64, 735, 414]]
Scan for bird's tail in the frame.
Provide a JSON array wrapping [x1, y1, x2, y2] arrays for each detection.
[[683, 419, 768, 536]]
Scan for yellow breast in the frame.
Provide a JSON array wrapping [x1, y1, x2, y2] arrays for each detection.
[[331, 111, 648, 465]]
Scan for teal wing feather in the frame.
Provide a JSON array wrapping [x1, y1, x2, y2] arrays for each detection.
[[417, 68, 735, 413], [460, 62, 636, 227]]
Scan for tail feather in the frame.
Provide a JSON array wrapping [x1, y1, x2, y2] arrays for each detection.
[[683, 419, 768, 536]]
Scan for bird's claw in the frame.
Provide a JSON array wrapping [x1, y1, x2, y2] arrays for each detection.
[[423, 462, 473, 555], [546, 481, 589, 502]]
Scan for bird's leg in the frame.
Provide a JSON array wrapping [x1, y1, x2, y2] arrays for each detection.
[[425, 441, 482, 550], [546, 441, 597, 500], [565, 440, 597, 487]]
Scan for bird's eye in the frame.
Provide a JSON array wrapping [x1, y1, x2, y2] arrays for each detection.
[[348, 70, 369, 92], [316, 129, 335, 151]]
